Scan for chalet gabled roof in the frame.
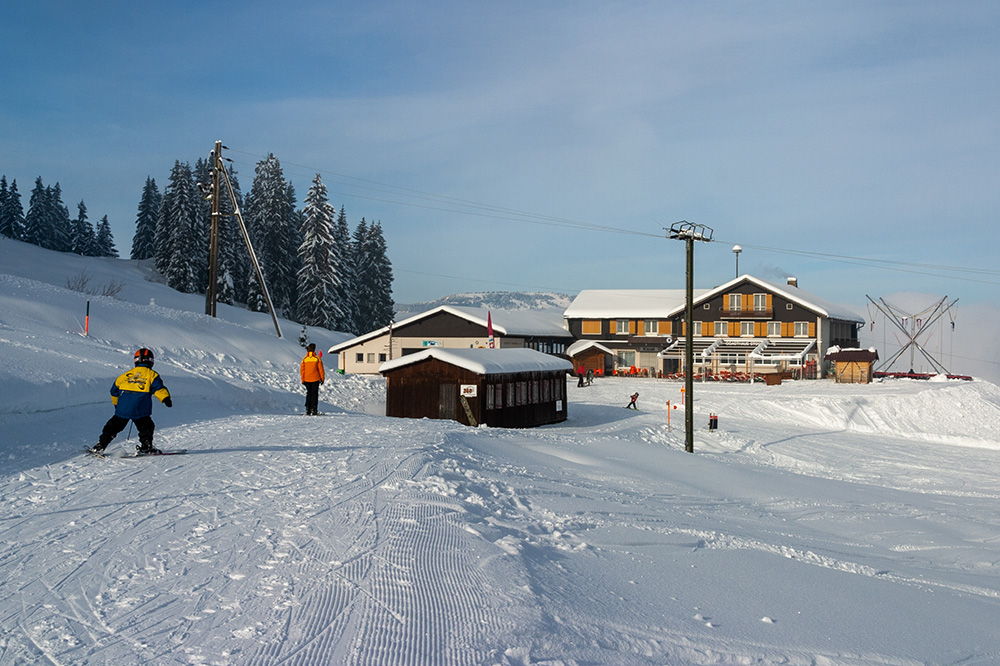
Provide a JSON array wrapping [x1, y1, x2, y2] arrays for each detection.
[[693, 275, 865, 323], [379, 347, 573, 376], [566, 339, 616, 357], [329, 305, 569, 354]]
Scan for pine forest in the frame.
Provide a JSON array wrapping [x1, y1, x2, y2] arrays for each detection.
[[1, 155, 394, 336]]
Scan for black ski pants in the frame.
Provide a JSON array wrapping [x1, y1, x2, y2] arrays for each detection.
[[304, 381, 320, 414], [100, 415, 155, 448]]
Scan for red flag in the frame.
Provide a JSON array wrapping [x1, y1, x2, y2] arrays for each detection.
[[487, 311, 495, 348]]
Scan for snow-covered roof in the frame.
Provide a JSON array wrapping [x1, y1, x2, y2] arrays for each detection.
[[379, 347, 573, 376], [564, 289, 709, 319], [330, 305, 569, 353], [566, 339, 616, 357]]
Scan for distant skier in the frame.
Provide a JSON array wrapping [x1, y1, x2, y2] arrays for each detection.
[[301, 343, 325, 415], [89, 348, 172, 456], [577, 365, 586, 387], [625, 391, 639, 410]]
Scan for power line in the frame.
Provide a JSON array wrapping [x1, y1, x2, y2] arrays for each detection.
[[715, 239, 1000, 286], [226, 146, 998, 287]]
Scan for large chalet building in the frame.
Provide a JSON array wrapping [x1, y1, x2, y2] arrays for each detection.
[[563, 275, 864, 378]]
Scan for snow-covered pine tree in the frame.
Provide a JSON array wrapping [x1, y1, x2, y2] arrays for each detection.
[[215, 164, 243, 306], [95, 215, 118, 258], [131, 176, 161, 260], [71, 200, 97, 256], [244, 154, 298, 315], [366, 220, 394, 329], [23, 177, 52, 249], [282, 181, 303, 322], [192, 158, 214, 292], [0, 177, 9, 238], [349, 218, 370, 333], [0, 177, 26, 240], [48, 183, 73, 253], [156, 161, 201, 292], [296, 174, 343, 329], [332, 205, 354, 332]]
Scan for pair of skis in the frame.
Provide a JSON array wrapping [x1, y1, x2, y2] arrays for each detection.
[[84, 448, 187, 459]]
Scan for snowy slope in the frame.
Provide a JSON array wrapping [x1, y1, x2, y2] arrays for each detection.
[[2, 238, 1000, 665]]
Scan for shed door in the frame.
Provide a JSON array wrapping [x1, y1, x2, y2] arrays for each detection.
[[439, 384, 457, 420]]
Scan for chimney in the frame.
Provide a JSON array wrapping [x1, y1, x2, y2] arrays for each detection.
[[787, 276, 798, 288]]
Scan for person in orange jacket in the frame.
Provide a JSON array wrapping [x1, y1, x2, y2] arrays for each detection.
[[301, 343, 325, 415]]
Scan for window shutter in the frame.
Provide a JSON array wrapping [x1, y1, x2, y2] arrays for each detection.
[[743, 294, 751, 311], [581, 320, 602, 335], [704, 321, 712, 336], [729, 321, 738, 337], [783, 322, 792, 337], [629, 320, 636, 335], [766, 294, 773, 311], [809, 322, 816, 337]]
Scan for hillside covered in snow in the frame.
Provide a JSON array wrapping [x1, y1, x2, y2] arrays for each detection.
[[2, 237, 1000, 665]]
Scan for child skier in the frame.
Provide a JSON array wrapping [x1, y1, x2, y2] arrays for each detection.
[[301, 343, 325, 415], [625, 392, 639, 410], [89, 348, 172, 456]]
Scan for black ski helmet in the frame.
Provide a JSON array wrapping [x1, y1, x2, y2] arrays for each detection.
[[134, 348, 154, 365]]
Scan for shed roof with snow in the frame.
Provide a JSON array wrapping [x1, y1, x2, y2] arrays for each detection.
[[380, 347, 573, 376]]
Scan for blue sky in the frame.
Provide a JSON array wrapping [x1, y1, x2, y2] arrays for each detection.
[[2, 1, 998, 308]]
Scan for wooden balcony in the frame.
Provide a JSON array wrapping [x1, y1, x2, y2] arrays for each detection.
[[719, 308, 772, 320]]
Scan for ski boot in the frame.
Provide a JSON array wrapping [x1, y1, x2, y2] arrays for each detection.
[[136, 443, 163, 456]]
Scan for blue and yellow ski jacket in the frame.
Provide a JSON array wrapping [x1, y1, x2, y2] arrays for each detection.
[[110, 363, 170, 419]]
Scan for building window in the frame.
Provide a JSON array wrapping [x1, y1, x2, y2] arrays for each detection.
[[741, 321, 755, 337], [767, 321, 781, 337], [728, 294, 742, 311], [794, 322, 810, 337], [615, 319, 629, 335], [754, 293, 768, 311], [367, 353, 376, 363], [617, 350, 635, 368], [644, 320, 658, 335], [378, 353, 387, 362], [355, 353, 364, 363], [716, 321, 728, 337], [694, 321, 703, 336]]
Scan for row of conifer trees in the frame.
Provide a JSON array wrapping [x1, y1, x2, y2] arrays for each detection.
[[3, 154, 394, 335]]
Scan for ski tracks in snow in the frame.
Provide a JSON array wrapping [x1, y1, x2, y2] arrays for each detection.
[[0, 413, 543, 665]]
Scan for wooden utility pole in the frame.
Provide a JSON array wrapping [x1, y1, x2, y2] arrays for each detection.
[[667, 221, 713, 453], [202, 141, 283, 338]]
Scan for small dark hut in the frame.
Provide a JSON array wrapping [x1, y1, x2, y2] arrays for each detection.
[[379, 348, 573, 428], [825, 347, 879, 384]]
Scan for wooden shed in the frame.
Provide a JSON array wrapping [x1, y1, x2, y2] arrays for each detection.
[[825, 348, 879, 384], [379, 348, 573, 428]]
